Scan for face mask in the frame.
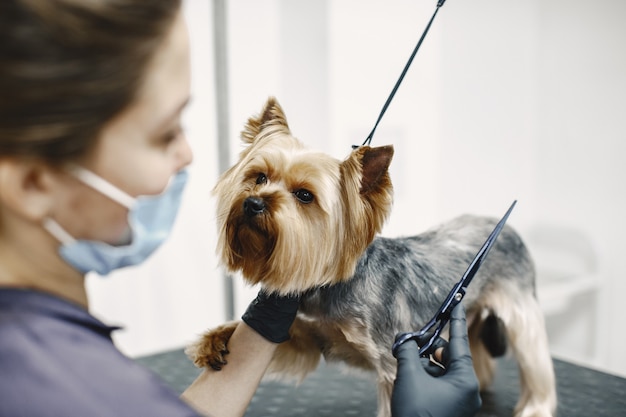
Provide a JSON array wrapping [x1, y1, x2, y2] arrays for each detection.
[[43, 167, 189, 276]]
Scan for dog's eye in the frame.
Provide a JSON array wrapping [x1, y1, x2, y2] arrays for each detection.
[[293, 189, 314, 204], [256, 173, 267, 185]]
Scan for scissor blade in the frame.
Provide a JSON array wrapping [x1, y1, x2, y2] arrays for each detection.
[[462, 200, 517, 286], [435, 200, 517, 322]]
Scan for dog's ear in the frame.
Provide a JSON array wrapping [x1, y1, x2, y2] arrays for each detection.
[[241, 97, 291, 143], [335, 144, 394, 279], [353, 145, 394, 194]]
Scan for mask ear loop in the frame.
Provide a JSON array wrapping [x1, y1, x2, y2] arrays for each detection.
[[43, 218, 77, 244], [67, 165, 136, 209], [42, 165, 137, 245], [354, 0, 448, 149]]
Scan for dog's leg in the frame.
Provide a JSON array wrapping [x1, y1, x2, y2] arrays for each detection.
[[265, 316, 324, 382], [485, 288, 557, 417], [509, 293, 557, 417], [375, 357, 398, 417], [375, 375, 394, 417], [187, 317, 324, 381]]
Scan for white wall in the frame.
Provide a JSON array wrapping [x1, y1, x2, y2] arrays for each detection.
[[530, 0, 626, 374]]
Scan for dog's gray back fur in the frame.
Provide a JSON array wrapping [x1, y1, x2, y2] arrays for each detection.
[[300, 214, 535, 358]]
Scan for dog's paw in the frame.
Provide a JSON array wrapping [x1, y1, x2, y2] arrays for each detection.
[[185, 321, 239, 370]]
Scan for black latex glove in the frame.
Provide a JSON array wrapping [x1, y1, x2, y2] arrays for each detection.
[[241, 289, 300, 343], [391, 304, 482, 417]]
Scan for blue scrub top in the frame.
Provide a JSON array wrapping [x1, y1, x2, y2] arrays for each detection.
[[0, 288, 201, 417]]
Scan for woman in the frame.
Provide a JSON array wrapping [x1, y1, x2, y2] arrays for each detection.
[[0, 1, 480, 416]]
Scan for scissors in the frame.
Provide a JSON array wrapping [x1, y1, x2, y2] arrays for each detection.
[[391, 200, 517, 358]]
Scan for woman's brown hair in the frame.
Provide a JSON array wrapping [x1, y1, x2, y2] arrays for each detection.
[[0, 0, 182, 163]]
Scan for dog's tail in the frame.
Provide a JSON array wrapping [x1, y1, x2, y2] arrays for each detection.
[[479, 312, 508, 357]]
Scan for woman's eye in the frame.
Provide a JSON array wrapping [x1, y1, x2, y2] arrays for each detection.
[[160, 125, 183, 145], [293, 189, 314, 204], [256, 173, 267, 185]]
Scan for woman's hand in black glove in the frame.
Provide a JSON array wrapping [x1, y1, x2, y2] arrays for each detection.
[[391, 304, 482, 417], [241, 289, 300, 343]]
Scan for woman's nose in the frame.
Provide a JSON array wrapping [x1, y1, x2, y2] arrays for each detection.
[[174, 132, 194, 170]]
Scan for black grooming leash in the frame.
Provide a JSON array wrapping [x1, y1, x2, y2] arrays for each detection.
[[355, 0, 448, 149]]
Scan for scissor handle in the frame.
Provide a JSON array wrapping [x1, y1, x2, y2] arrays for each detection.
[[392, 316, 443, 358], [418, 322, 445, 357]]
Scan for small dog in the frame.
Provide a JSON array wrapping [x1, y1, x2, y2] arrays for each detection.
[[187, 97, 557, 417]]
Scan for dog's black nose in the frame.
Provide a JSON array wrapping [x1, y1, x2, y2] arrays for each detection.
[[243, 197, 266, 216]]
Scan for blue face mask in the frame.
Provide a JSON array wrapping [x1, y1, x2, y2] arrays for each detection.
[[44, 168, 189, 276]]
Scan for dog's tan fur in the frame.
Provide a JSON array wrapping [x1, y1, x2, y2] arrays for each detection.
[[187, 97, 557, 417]]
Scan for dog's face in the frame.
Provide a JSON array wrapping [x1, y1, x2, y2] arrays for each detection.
[[214, 97, 394, 294]]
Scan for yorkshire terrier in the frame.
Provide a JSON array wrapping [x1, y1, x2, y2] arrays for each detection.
[[187, 97, 557, 417]]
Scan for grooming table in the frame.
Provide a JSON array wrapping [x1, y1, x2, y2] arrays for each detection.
[[136, 348, 626, 416]]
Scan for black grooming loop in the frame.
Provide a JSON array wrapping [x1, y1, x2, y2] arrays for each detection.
[[353, 0, 447, 149]]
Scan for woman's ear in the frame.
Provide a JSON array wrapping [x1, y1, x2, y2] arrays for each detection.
[[0, 158, 59, 222]]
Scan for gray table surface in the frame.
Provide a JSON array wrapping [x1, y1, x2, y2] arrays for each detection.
[[137, 348, 626, 416]]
